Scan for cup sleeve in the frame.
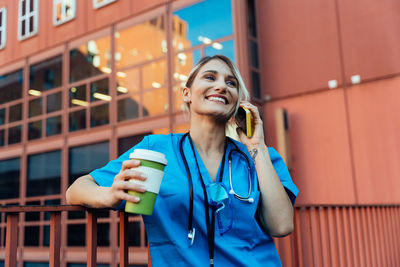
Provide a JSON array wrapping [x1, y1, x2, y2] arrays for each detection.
[[268, 147, 299, 205]]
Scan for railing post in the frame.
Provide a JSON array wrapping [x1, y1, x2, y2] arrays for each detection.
[[5, 213, 19, 267], [119, 211, 129, 267], [49, 211, 61, 267], [87, 210, 98, 267]]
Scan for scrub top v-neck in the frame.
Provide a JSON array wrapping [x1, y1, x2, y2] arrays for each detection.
[[90, 133, 299, 267]]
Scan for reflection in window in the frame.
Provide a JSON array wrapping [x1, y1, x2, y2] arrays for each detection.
[[23, 263, 49, 267], [117, 96, 139, 122], [90, 78, 109, 102], [247, 0, 257, 38], [0, 108, 4, 125], [9, 103, 22, 123], [143, 88, 168, 117], [69, 109, 86, 132], [0, 69, 23, 104], [0, 7, 7, 49], [116, 68, 139, 95], [47, 92, 62, 113], [24, 226, 40, 246], [0, 158, 20, 199], [30, 55, 62, 91], [69, 141, 109, 185], [28, 120, 42, 140], [173, 0, 233, 50], [142, 60, 167, 89], [0, 129, 4, 146], [27, 150, 61, 196], [46, 116, 62, 136], [70, 85, 87, 107], [18, 0, 39, 40], [29, 98, 42, 117], [69, 36, 110, 83], [67, 224, 85, 246], [90, 103, 109, 127], [53, 0, 76, 26], [115, 16, 165, 69], [8, 125, 22, 145], [118, 133, 148, 156], [205, 39, 235, 61]]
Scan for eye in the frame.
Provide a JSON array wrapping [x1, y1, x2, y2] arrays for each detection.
[[204, 75, 216, 81], [226, 80, 237, 87]]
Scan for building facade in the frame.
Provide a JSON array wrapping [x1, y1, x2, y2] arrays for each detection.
[[0, 0, 400, 266]]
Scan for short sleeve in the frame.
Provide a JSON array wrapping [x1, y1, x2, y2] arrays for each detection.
[[268, 147, 299, 205]]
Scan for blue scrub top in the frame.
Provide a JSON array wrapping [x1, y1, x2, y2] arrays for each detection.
[[90, 134, 299, 266]]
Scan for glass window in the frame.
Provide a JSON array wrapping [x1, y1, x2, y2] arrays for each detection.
[[70, 85, 87, 107], [29, 98, 42, 117], [18, 0, 39, 40], [67, 264, 109, 267], [29, 55, 62, 91], [90, 78, 109, 102], [69, 109, 86, 132], [249, 40, 259, 68], [247, 0, 257, 38], [251, 71, 261, 99], [142, 60, 167, 89], [69, 141, 109, 185], [115, 16, 165, 69], [46, 115, 62, 136], [90, 103, 109, 127], [117, 96, 139, 122], [204, 39, 235, 61], [27, 150, 61, 196], [116, 68, 139, 95], [117, 133, 147, 156], [47, 92, 62, 113], [28, 120, 42, 140], [143, 88, 168, 117], [0, 129, 4, 146], [0, 158, 20, 199], [0, 69, 23, 104], [69, 36, 111, 83], [9, 103, 22, 122], [67, 224, 85, 246], [0, 108, 5, 125], [8, 125, 22, 145], [53, 0, 76, 26], [173, 0, 233, 51], [24, 262, 49, 267], [93, 0, 116, 9], [24, 226, 39, 246], [0, 7, 7, 50]]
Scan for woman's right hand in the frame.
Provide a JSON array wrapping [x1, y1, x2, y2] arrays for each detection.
[[105, 159, 147, 208]]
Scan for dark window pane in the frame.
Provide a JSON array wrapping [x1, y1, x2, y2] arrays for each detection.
[[67, 264, 109, 267], [0, 69, 23, 104], [98, 223, 110, 246], [251, 71, 261, 99], [90, 104, 109, 127], [8, 125, 22, 145], [46, 115, 62, 136], [0, 158, 20, 199], [29, 0, 34, 12], [29, 98, 42, 117], [69, 141, 109, 185], [249, 40, 259, 68], [0, 108, 5, 125], [117, 97, 139, 122], [47, 92, 62, 113], [30, 55, 62, 92], [9, 103, 22, 122], [90, 78, 109, 102], [117, 221, 141, 247], [118, 133, 147, 156], [43, 225, 50, 246], [67, 224, 85, 246], [22, 0, 26, 16], [24, 263, 49, 267], [69, 36, 110, 83], [0, 129, 4, 146], [69, 109, 86, 132], [69, 85, 86, 107], [29, 16, 34, 33], [247, 0, 257, 37], [25, 201, 40, 221], [44, 199, 60, 221], [27, 150, 61, 196], [28, 120, 41, 140], [24, 226, 39, 246]]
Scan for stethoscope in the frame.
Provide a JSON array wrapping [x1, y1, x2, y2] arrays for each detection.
[[179, 132, 255, 266]]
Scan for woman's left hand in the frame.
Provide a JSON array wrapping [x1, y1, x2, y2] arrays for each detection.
[[235, 101, 266, 150]]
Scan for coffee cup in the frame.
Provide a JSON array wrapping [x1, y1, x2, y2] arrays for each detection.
[[125, 149, 167, 215]]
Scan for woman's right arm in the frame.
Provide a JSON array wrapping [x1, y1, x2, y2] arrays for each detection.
[[66, 160, 147, 208]]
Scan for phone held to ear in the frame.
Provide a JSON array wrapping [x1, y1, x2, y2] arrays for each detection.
[[235, 107, 252, 137]]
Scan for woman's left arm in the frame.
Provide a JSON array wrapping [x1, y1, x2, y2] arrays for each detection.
[[236, 102, 294, 237]]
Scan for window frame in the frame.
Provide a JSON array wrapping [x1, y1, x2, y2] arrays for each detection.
[[18, 0, 39, 41], [93, 0, 117, 10], [53, 0, 76, 26], [0, 7, 6, 50]]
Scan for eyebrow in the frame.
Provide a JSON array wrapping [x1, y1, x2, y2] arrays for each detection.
[[201, 70, 237, 81]]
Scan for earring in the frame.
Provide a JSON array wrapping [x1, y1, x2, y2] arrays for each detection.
[[184, 98, 191, 103]]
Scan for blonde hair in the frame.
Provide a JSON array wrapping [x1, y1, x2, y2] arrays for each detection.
[[184, 55, 250, 116]]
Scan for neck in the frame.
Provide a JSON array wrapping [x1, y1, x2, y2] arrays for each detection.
[[189, 114, 226, 155]]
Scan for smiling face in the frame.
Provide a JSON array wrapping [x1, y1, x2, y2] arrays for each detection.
[[183, 59, 239, 123]]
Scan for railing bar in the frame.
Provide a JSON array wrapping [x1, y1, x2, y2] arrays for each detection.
[[395, 207, 400, 266], [383, 207, 394, 267], [335, 207, 347, 267], [355, 207, 367, 267], [360, 207, 370, 267], [293, 210, 303, 267], [87, 210, 98, 267], [49, 211, 61, 267], [119, 211, 129, 267], [327, 207, 339, 267], [391, 207, 400, 267], [371, 207, 383, 266], [5, 213, 18, 267], [377, 207, 387, 266], [318, 207, 330, 267], [348, 207, 359, 266], [309, 207, 322, 267], [366, 207, 377, 267]]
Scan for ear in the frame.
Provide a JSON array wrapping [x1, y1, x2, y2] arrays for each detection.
[[182, 87, 191, 103]]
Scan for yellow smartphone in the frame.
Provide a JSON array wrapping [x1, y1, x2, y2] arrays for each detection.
[[235, 107, 252, 137]]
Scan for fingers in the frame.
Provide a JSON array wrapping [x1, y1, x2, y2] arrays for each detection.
[[239, 101, 261, 121], [121, 159, 141, 171]]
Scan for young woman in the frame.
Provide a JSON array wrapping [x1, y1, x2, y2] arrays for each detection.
[[66, 55, 298, 266]]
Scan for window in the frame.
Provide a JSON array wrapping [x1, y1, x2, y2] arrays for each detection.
[[247, 0, 261, 99], [0, 7, 6, 49], [0, 69, 23, 104], [53, 0, 76, 26], [18, 0, 39, 40], [93, 0, 117, 9], [0, 158, 20, 199]]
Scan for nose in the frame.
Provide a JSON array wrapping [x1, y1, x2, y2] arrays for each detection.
[[214, 77, 227, 93]]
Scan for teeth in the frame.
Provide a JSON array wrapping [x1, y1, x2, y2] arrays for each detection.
[[207, 96, 226, 104]]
